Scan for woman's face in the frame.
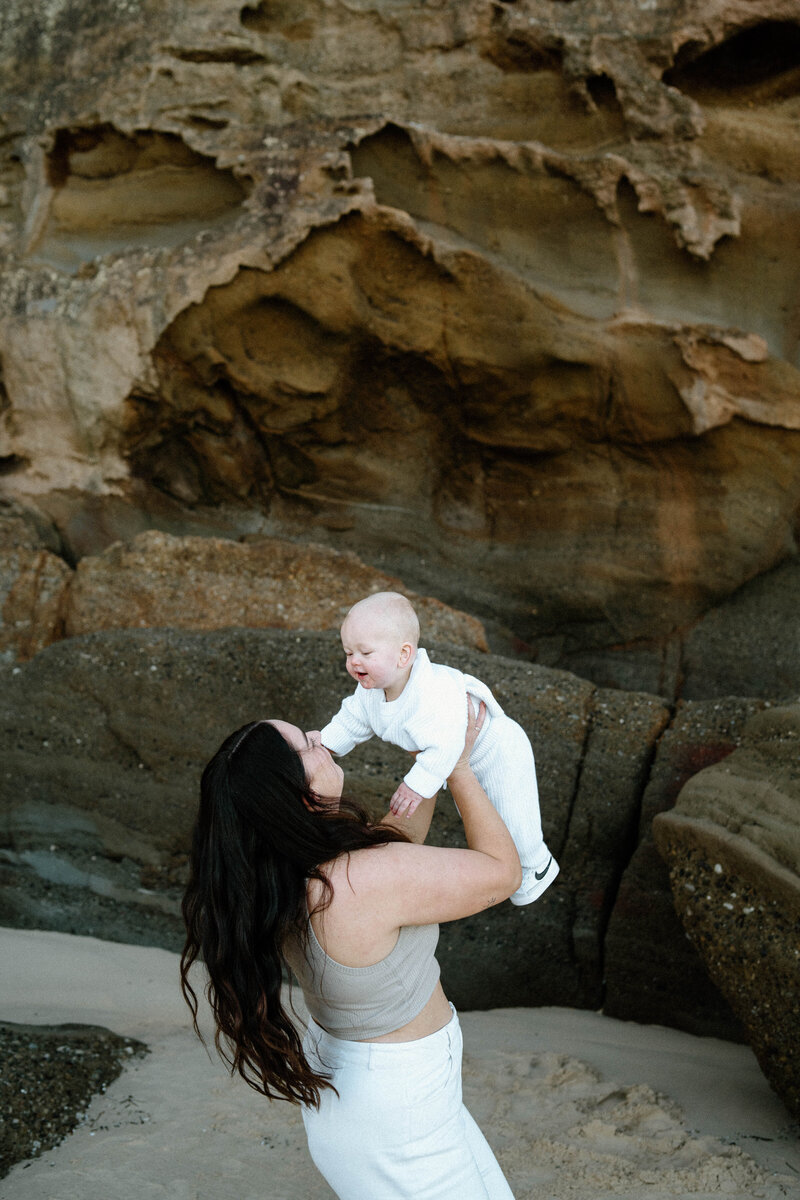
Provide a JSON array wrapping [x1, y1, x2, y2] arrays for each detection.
[[269, 721, 344, 803]]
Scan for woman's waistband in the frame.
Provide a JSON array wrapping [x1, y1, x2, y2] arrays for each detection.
[[304, 1004, 460, 1069]]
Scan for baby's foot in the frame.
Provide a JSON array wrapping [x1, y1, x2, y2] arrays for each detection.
[[509, 849, 559, 906]]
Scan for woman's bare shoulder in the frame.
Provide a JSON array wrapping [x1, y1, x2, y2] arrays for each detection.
[[328, 841, 445, 905], [307, 845, 410, 957], [307, 843, 396, 898], [327, 842, 402, 889], [307, 843, 410, 912]]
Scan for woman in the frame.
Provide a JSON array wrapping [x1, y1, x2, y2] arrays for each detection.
[[181, 702, 520, 1199]]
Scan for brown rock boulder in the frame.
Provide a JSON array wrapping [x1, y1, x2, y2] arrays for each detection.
[[654, 704, 800, 1118], [0, 503, 71, 662], [63, 530, 488, 650]]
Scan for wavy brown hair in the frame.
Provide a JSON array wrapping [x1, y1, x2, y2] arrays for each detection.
[[180, 719, 409, 1107]]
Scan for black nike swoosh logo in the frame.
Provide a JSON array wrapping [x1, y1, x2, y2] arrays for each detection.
[[534, 858, 552, 881]]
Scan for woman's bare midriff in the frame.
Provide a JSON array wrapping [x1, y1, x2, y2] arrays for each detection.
[[357, 980, 453, 1043]]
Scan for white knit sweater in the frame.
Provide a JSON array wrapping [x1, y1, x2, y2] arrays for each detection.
[[320, 648, 503, 797]]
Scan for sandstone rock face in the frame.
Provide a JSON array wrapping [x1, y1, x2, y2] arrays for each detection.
[[654, 705, 800, 1118], [0, 0, 797, 681], [681, 558, 800, 701], [0, 627, 668, 1014], [0, 502, 71, 662], [0, 509, 489, 659], [63, 529, 489, 650], [568, 553, 800, 703]]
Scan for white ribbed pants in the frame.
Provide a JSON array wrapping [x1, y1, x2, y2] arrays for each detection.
[[468, 711, 545, 867], [301, 1008, 515, 1200]]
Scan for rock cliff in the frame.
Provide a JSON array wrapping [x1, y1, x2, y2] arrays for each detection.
[[0, 0, 798, 688]]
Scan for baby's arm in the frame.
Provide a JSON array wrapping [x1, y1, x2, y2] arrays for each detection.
[[318, 690, 375, 756]]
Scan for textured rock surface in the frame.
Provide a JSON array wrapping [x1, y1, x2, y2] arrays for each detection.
[[0, 0, 798, 682], [63, 529, 489, 649], [4, 499, 799, 701], [603, 698, 771, 1039], [653, 704, 800, 1117], [0, 510, 489, 659], [0, 502, 71, 662], [681, 558, 800, 701], [0, 627, 669, 1015]]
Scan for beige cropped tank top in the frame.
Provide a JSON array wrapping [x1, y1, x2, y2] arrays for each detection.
[[283, 913, 441, 1041]]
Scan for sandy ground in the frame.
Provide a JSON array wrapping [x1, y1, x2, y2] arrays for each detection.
[[0, 927, 797, 1200]]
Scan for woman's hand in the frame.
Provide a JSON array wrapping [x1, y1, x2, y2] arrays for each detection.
[[449, 698, 486, 779]]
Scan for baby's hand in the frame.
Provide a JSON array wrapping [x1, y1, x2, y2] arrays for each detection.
[[305, 730, 332, 752], [390, 781, 425, 819]]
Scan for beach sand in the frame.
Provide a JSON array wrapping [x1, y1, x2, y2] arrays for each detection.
[[0, 927, 797, 1200]]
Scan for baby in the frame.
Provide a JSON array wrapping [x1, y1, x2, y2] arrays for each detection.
[[315, 591, 559, 906]]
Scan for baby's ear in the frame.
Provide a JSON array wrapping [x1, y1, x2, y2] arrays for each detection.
[[398, 641, 415, 666]]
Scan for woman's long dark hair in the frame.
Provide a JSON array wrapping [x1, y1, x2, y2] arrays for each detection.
[[180, 719, 409, 1107]]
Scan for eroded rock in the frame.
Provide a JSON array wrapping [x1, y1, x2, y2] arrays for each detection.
[[0, 0, 797, 677], [32, 125, 250, 274], [118, 206, 800, 653], [63, 529, 489, 650], [654, 704, 800, 1117], [0, 502, 71, 662]]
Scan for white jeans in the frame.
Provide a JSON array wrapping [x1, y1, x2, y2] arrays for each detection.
[[301, 1007, 515, 1200]]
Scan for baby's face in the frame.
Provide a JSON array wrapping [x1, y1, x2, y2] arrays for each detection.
[[340, 613, 408, 693]]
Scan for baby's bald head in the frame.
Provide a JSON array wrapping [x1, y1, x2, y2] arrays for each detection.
[[339, 592, 419, 698], [342, 591, 420, 647]]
